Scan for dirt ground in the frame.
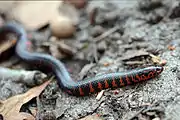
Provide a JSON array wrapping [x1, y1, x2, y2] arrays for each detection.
[[1, 0, 180, 120]]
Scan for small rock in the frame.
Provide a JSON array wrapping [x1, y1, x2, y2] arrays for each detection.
[[50, 16, 75, 38], [110, 32, 121, 40], [138, 0, 163, 11], [135, 42, 149, 49], [171, 66, 178, 72], [116, 40, 123, 45], [79, 114, 103, 120], [99, 56, 113, 65], [91, 25, 105, 37], [146, 111, 156, 116], [97, 41, 107, 53], [95, 11, 106, 24], [147, 8, 165, 24], [169, 2, 180, 19], [130, 31, 146, 42], [176, 71, 180, 79], [76, 29, 89, 42], [152, 118, 161, 120], [119, 44, 134, 50], [104, 10, 119, 21]]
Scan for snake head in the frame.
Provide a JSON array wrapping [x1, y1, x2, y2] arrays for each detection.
[[139, 66, 163, 80], [155, 66, 164, 75]]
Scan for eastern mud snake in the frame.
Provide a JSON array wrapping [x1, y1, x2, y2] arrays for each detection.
[[0, 22, 163, 96]]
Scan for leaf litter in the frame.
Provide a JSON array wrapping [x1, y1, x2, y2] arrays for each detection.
[[0, 80, 51, 120]]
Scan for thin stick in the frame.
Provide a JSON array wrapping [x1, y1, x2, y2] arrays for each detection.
[[94, 25, 120, 42]]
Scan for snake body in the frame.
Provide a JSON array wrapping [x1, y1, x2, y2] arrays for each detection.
[[0, 22, 163, 96]]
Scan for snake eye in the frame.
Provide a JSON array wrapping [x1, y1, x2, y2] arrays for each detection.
[[156, 66, 163, 74]]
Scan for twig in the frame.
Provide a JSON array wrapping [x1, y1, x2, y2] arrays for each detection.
[[128, 107, 146, 120], [79, 63, 95, 80], [0, 67, 47, 86], [161, 1, 174, 22], [94, 25, 120, 42], [92, 41, 98, 63]]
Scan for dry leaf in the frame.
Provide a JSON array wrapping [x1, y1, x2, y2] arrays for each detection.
[[0, 39, 16, 54], [96, 90, 104, 100], [50, 15, 75, 38], [10, 1, 62, 30], [7, 112, 35, 120], [121, 50, 149, 61], [0, 80, 51, 120], [58, 2, 80, 25], [150, 54, 161, 64], [0, 33, 18, 61], [79, 114, 103, 120], [0, 1, 16, 13]]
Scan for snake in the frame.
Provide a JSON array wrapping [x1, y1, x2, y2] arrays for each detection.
[[0, 22, 163, 96]]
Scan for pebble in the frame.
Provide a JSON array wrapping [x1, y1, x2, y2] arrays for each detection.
[[152, 118, 161, 120], [104, 10, 119, 21], [91, 25, 105, 37], [138, 0, 162, 11], [110, 32, 121, 40], [176, 71, 180, 79], [116, 40, 123, 45], [76, 29, 89, 42], [95, 10, 106, 24], [97, 41, 107, 53], [50, 16, 75, 38], [99, 56, 113, 65], [169, 2, 180, 19], [147, 8, 165, 24], [146, 111, 156, 116], [130, 31, 146, 42]]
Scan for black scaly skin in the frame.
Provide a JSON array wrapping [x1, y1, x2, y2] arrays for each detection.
[[0, 22, 164, 96]]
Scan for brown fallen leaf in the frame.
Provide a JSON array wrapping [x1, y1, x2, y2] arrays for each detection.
[[50, 15, 75, 38], [0, 39, 17, 55], [79, 114, 103, 120], [168, 45, 176, 51], [0, 80, 51, 120], [150, 54, 161, 64], [96, 90, 104, 101], [0, 1, 16, 13], [64, 0, 87, 9], [150, 54, 167, 65], [10, 1, 62, 30], [121, 50, 149, 61], [124, 61, 144, 65], [0, 34, 17, 61]]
